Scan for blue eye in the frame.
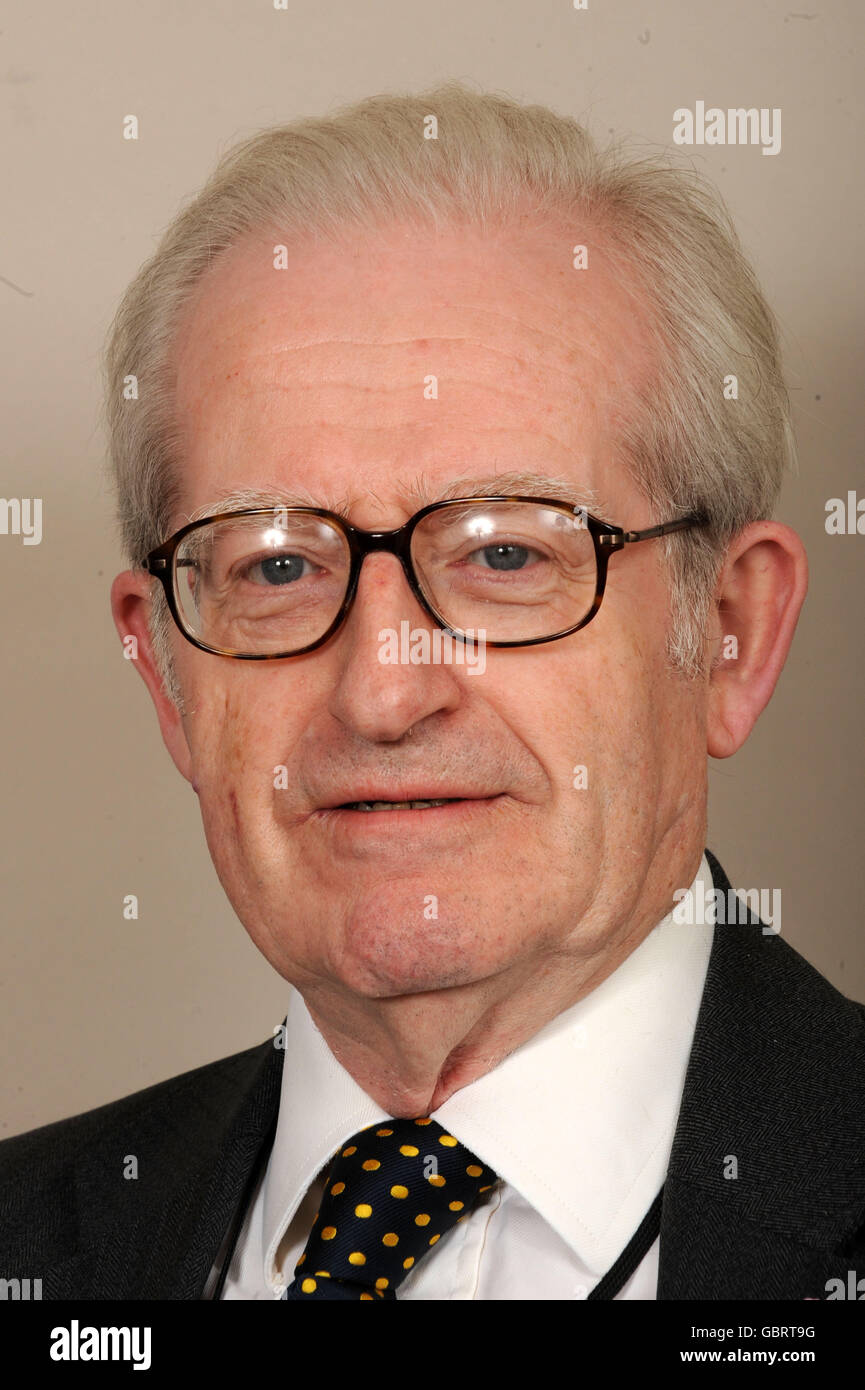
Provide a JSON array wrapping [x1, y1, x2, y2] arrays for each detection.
[[470, 544, 536, 571], [250, 553, 309, 585]]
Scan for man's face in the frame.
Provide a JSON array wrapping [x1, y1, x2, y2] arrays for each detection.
[[159, 217, 706, 1002]]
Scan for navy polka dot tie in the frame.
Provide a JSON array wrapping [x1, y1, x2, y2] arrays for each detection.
[[283, 1116, 498, 1300]]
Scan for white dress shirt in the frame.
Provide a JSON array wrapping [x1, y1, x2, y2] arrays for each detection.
[[208, 855, 715, 1300]]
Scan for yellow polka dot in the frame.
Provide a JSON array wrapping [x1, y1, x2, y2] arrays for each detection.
[[342, 1145, 357, 1156], [355, 1203, 372, 1218], [321, 1226, 337, 1240], [403, 1256, 415, 1270], [362, 1159, 381, 1171], [297, 1252, 306, 1264], [415, 1213, 431, 1226], [330, 1181, 345, 1195], [466, 1164, 483, 1177], [429, 1234, 440, 1246], [360, 1292, 373, 1300], [449, 1200, 464, 1212], [414, 1117, 432, 1126], [382, 1232, 399, 1247], [314, 1271, 331, 1278], [428, 1174, 446, 1187], [439, 1134, 458, 1147], [376, 1128, 393, 1137], [479, 1184, 493, 1193], [400, 1144, 419, 1157], [301, 1277, 317, 1293], [375, 1277, 389, 1290], [391, 1184, 408, 1199], [348, 1251, 366, 1266]]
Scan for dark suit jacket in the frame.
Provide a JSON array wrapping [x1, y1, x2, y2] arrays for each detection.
[[2, 850, 864, 1300]]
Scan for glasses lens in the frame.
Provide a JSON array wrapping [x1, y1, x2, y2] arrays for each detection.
[[412, 501, 597, 641], [173, 512, 350, 654]]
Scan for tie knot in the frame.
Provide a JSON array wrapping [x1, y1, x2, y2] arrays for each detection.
[[285, 1116, 497, 1299]]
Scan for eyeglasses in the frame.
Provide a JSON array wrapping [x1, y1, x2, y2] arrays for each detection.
[[142, 497, 708, 659]]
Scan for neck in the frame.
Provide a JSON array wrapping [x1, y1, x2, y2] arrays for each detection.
[[302, 842, 704, 1115]]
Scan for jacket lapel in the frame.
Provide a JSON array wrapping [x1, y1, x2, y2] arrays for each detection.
[[657, 850, 865, 1299], [155, 1037, 285, 1300]]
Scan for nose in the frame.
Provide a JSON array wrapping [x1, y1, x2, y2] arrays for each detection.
[[324, 550, 464, 744]]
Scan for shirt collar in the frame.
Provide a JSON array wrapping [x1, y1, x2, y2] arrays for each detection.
[[262, 854, 714, 1280]]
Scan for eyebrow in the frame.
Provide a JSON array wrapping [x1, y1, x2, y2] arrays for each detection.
[[187, 471, 612, 525]]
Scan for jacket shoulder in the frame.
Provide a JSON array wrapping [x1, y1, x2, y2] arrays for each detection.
[[0, 1036, 277, 1286], [1, 1037, 272, 1170]]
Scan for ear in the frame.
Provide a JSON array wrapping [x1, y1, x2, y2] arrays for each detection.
[[706, 521, 808, 758], [110, 569, 195, 784]]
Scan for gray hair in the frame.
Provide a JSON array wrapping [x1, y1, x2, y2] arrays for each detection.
[[102, 80, 796, 708]]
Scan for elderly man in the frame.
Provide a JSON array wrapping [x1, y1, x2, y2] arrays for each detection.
[[2, 83, 862, 1303]]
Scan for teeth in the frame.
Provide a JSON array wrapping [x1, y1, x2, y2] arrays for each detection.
[[348, 798, 456, 811]]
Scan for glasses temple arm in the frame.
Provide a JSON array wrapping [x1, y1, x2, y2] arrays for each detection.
[[621, 516, 706, 544]]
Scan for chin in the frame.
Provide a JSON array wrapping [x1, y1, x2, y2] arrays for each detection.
[[332, 910, 490, 999]]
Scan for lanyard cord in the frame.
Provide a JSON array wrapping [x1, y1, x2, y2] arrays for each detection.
[[587, 1185, 664, 1300], [210, 1115, 279, 1302]]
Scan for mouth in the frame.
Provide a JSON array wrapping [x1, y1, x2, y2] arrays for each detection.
[[337, 798, 462, 812], [309, 792, 510, 849]]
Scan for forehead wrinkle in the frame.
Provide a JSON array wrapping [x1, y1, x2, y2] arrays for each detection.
[[244, 335, 588, 376], [233, 366, 567, 407], [184, 267, 624, 369], [208, 318, 614, 383], [251, 316, 596, 358], [198, 336, 605, 406], [186, 416, 605, 486]]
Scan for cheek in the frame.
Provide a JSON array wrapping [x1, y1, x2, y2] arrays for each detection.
[[530, 640, 667, 822], [184, 687, 272, 836], [484, 654, 612, 812]]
